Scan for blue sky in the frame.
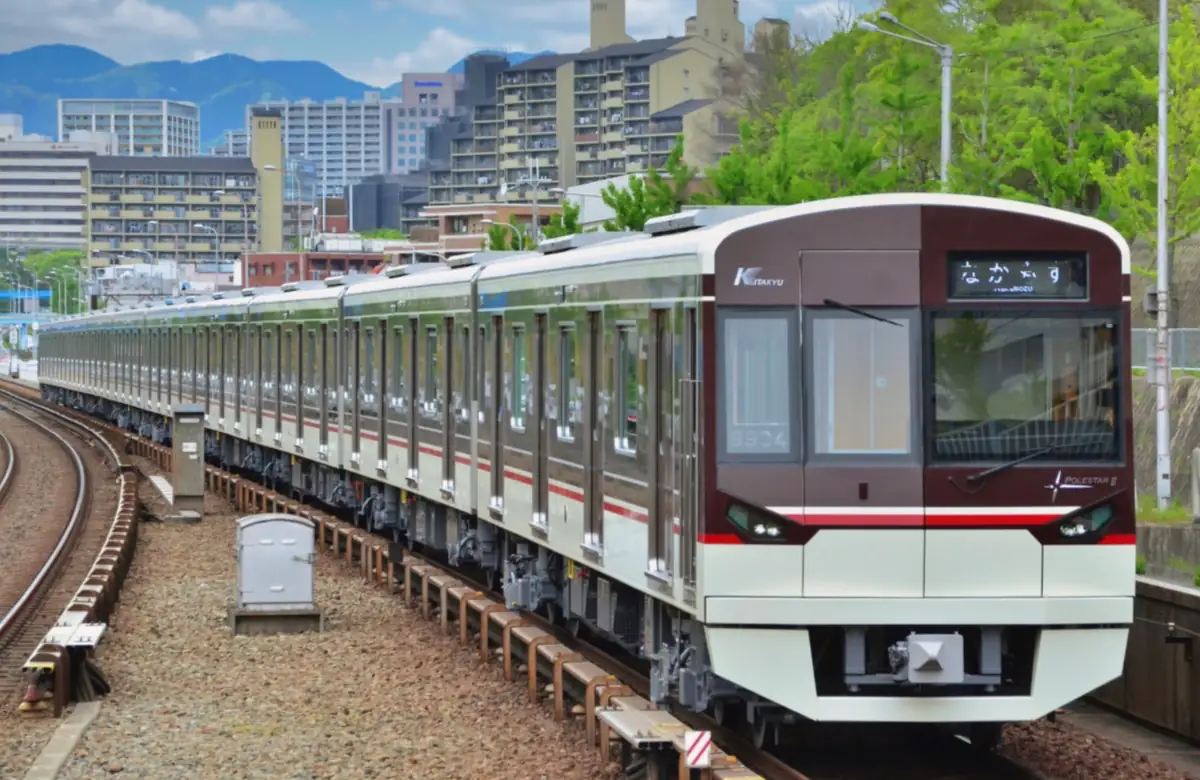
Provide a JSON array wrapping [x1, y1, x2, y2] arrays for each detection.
[[0, 0, 868, 86]]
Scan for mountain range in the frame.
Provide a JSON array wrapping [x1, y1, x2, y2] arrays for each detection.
[[0, 44, 552, 148]]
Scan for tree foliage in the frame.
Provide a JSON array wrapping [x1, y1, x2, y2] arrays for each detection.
[[682, 0, 1168, 238], [359, 228, 407, 240], [600, 136, 699, 231], [542, 200, 585, 239], [0, 250, 88, 314], [485, 217, 536, 251]]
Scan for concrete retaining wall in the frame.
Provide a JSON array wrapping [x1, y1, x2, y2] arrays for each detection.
[[1092, 577, 1200, 741]]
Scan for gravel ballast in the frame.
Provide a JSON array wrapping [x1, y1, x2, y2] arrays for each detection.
[[3, 452, 1198, 780]]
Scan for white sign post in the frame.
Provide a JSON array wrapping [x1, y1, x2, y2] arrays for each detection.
[[684, 730, 712, 769]]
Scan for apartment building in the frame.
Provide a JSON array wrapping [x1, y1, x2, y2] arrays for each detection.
[[0, 114, 116, 250], [84, 109, 284, 289], [208, 129, 249, 156], [246, 92, 387, 199], [435, 0, 743, 206], [58, 99, 201, 156]]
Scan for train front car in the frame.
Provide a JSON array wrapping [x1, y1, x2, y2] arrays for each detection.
[[694, 194, 1133, 743]]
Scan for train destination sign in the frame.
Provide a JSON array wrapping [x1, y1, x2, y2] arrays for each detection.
[[947, 253, 1088, 300]]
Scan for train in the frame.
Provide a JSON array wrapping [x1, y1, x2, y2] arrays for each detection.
[[36, 193, 1135, 749]]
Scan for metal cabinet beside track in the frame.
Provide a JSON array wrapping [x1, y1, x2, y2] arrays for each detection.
[[235, 513, 318, 612]]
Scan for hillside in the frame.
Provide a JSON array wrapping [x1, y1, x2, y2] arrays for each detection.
[[0, 45, 551, 141]]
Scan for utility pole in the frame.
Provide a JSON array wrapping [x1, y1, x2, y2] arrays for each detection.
[[518, 157, 554, 247], [1155, 0, 1172, 508]]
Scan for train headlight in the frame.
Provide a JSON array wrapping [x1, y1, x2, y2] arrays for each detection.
[[1052, 502, 1116, 540], [726, 501, 787, 543]]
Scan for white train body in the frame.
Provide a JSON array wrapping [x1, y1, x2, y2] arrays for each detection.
[[38, 194, 1135, 734]]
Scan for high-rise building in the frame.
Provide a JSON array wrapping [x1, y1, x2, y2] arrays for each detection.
[[433, 0, 744, 206], [246, 92, 387, 199], [0, 114, 116, 250], [385, 74, 461, 173], [209, 129, 249, 157], [84, 109, 283, 290], [58, 99, 201, 156]]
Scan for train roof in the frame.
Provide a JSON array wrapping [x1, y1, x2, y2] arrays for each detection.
[[42, 194, 1131, 332]]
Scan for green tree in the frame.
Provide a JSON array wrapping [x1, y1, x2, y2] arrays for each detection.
[[542, 199, 584, 239], [20, 250, 88, 314], [359, 228, 407, 240], [1094, 4, 1200, 275], [485, 217, 536, 251], [600, 136, 699, 231]]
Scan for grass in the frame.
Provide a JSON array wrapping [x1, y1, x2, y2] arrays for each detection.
[[1131, 367, 1200, 377], [1137, 494, 1194, 524]]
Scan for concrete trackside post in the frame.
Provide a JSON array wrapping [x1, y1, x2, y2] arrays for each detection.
[[168, 403, 205, 523]]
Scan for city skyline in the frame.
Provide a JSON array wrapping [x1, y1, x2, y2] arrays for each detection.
[[0, 0, 866, 87]]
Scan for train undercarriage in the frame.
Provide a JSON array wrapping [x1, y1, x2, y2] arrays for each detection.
[[47, 386, 1014, 751]]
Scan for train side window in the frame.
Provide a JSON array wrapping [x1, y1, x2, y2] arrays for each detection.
[[510, 324, 527, 432], [809, 310, 914, 457], [390, 326, 405, 412], [365, 326, 376, 399], [557, 324, 576, 441], [477, 324, 487, 424], [305, 328, 316, 393], [613, 325, 638, 455], [423, 325, 438, 418], [717, 308, 799, 462], [457, 324, 470, 421], [283, 326, 294, 402]]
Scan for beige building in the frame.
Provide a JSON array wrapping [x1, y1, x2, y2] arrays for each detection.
[[433, 0, 743, 206], [84, 111, 284, 288]]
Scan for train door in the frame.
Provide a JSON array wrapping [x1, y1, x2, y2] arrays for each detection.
[[350, 320, 362, 464], [488, 315, 504, 514], [647, 306, 674, 582], [678, 306, 700, 603], [406, 317, 419, 485], [531, 313, 549, 534], [441, 316, 457, 497], [583, 310, 604, 555], [319, 322, 331, 456], [375, 319, 387, 470]]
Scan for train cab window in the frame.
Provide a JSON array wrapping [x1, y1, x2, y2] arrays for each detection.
[[810, 311, 915, 457], [718, 309, 798, 462], [930, 312, 1120, 462], [510, 325, 527, 431], [557, 325, 577, 441], [614, 326, 638, 455]]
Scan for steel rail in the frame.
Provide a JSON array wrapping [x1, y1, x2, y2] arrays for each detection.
[[0, 400, 89, 648], [0, 427, 15, 510]]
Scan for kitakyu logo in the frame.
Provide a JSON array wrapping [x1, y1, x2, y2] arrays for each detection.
[[733, 267, 785, 287], [1044, 470, 1116, 501]]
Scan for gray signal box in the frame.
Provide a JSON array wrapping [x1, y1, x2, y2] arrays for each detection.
[[170, 403, 206, 520]]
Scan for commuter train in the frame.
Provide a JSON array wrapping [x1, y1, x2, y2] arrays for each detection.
[[37, 194, 1135, 749]]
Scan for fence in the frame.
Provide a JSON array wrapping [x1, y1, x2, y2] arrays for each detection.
[[1131, 328, 1200, 370]]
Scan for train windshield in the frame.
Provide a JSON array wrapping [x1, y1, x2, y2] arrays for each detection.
[[930, 311, 1120, 463]]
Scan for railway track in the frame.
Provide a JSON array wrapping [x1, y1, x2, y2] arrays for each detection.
[[0, 384, 137, 716], [0, 379, 1050, 780]]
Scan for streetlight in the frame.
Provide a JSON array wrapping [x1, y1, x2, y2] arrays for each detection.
[[194, 223, 220, 289], [480, 219, 526, 249], [857, 13, 953, 188]]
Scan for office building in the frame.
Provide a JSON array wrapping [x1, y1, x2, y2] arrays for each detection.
[[349, 172, 431, 233], [0, 114, 116, 250], [386, 74, 461, 173], [84, 110, 283, 289], [58, 99, 201, 156], [435, 0, 743, 206], [247, 92, 387, 199]]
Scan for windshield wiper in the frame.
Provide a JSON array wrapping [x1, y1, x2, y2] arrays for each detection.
[[822, 299, 902, 327], [965, 446, 1056, 486]]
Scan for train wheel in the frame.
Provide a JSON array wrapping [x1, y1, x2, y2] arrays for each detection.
[[751, 715, 774, 750]]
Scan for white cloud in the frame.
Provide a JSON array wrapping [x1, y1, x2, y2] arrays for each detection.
[[337, 27, 524, 86], [792, 0, 858, 42], [205, 1, 302, 32], [190, 49, 224, 62], [0, 0, 199, 59]]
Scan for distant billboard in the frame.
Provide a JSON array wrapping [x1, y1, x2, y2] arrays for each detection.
[[414, 81, 444, 87]]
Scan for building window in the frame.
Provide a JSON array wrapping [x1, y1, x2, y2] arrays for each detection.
[[719, 309, 797, 461]]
